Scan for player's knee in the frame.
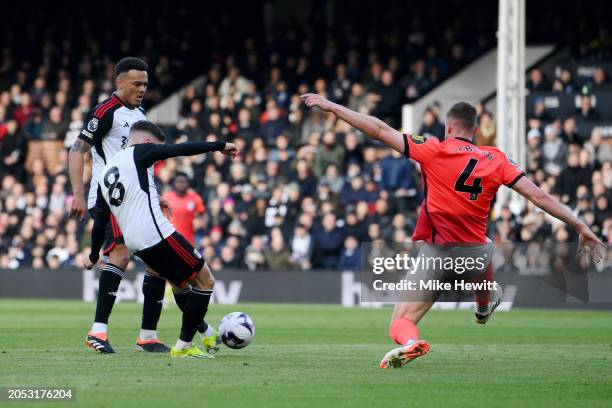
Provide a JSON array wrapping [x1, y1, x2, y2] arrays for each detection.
[[190, 267, 215, 290], [194, 273, 214, 290], [205, 274, 215, 289], [109, 246, 130, 269]]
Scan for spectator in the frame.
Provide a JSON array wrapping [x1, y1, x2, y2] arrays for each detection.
[[260, 100, 287, 147], [589, 67, 612, 91], [235, 108, 258, 141], [348, 83, 369, 112], [315, 214, 344, 269], [291, 159, 317, 199], [530, 99, 552, 122], [576, 94, 603, 121], [244, 235, 266, 271], [379, 149, 419, 213], [373, 70, 402, 123], [554, 153, 592, 205], [265, 227, 292, 269], [404, 60, 431, 99], [553, 68, 576, 93], [584, 129, 612, 166], [526, 68, 550, 92], [314, 131, 345, 177], [560, 117, 582, 147], [330, 64, 352, 104], [341, 175, 371, 208], [319, 164, 344, 194], [290, 224, 313, 270], [418, 108, 445, 141], [475, 111, 496, 146], [338, 236, 361, 271], [301, 110, 326, 144], [542, 125, 568, 176], [64, 109, 84, 149], [219, 67, 250, 107]]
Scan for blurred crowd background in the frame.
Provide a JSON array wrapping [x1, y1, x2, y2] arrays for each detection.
[[0, 0, 611, 271]]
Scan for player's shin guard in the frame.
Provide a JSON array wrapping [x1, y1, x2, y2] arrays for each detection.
[[141, 272, 166, 330], [94, 263, 124, 325], [179, 288, 213, 343], [389, 318, 419, 345], [173, 287, 208, 333]]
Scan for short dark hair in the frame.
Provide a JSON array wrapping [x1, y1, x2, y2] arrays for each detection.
[[115, 57, 148, 77], [130, 120, 166, 142], [447, 101, 477, 129], [173, 172, 190, 182]]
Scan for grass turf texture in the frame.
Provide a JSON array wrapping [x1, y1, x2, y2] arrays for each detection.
[[0, 300, 611, 408]]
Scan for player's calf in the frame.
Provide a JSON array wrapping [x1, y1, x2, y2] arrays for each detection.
[[172, 285, 219, 353], [171, 262, 215, 358], [85, 262, 124, 353], [137, 270, 170, 353]]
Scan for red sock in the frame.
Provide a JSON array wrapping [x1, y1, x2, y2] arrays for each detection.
[[473, 263, 494, 307], [389, 318, 419, 345]]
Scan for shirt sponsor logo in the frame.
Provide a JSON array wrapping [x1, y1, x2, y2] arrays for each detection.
[[411, 134, 426, 144], [81, 130, 94, 139], [87, 118, 99, 132]]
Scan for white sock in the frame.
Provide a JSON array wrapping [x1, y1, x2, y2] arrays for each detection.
[[175, 339, 192, 350], [203, 324, 216, 338], [139, 329, 158, 340], [91, 322, 108, 334]]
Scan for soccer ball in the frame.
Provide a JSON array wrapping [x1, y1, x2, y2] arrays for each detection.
[[218, 312, 255, 349]]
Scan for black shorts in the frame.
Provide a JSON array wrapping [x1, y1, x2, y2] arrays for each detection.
[[88, 208, 125, 255], [135, 231, 205, 288]]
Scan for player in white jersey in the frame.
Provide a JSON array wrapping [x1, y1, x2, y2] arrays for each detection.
[[84, 121, 239, 358], [69, 58, 185, 354]]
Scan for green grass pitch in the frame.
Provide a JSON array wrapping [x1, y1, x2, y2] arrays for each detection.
[[0, 299, 611, 408]]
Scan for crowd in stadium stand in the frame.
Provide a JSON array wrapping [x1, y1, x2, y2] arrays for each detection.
[[0, 1, 611, 271]]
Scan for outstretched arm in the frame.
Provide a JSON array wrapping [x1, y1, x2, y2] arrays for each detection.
[[512, 177, 606, 262], [301, 93, 405, 154], [135, 141, 238, 168]]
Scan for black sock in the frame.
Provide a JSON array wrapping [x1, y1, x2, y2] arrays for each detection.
[[94, 263, 124, 324], [173, 287, 190, 311], [197, 321, 209, 334], [179, 288, 213, 343], [141, 272, 166, 331], [173, 288, 208, 333]]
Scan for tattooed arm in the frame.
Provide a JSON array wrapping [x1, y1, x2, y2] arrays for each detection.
[[69, 138, 93, 221]]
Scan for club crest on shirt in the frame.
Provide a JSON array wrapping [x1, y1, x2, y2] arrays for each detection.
[[87, 118, 99, 132], [411, 134, 426, 144]]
